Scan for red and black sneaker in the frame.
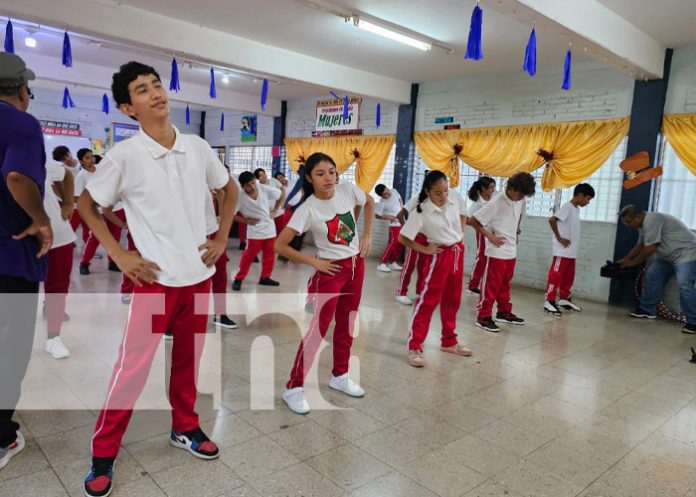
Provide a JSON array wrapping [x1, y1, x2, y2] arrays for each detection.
[[170, 426, 219, 460], [495, 312, 525, 325], [83, 457, 115, 497], [476, 318, 501, 333]]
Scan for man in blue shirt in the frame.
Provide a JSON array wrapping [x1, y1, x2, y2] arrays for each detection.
[[0, 52, 52, 473]]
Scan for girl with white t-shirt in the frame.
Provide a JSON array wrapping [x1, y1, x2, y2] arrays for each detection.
[[466, 177, 496, 295], [274, 152, 374, 414], [398, 170, 472, 368]]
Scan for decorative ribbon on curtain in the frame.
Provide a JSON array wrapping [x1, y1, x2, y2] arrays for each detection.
[[414, 117, 629, 190], [663, 113, 696, 176], [283, 135, 396, 192]]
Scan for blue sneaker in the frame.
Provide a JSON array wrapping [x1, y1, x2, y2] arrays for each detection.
[[169, 427, 219, 460], [83, 457, 114, 497]]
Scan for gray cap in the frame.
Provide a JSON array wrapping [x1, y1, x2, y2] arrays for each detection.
[[0, 52, 36, 86]]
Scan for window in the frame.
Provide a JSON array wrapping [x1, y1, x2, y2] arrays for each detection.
[[227, 146, 274, 177], [655, 140, 696, 229], [559, 136, 627, 222]]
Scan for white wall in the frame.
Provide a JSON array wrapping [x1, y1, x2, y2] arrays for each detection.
[[286, 96, 399, 138], [664, 46, 696, 115], [29, 87, 202, 144], [204, 110, 275, 147], [416, 61, 634, 130]]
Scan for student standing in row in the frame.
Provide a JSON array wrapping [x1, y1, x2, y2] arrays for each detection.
[[275, 152, 374, 414], [78, 61, 237, 497], [206, 187, 237, 328], [51, 146, 86, 244], [470, 172, 536, 333], [466, 177, 496, 295], [394, 193, 427, 305], [398, 171, 472, 367], [544, 184, 595, 315], [232, 171, 284, 291], [43, 162, 77, 359], [374, 184, 403, 273]]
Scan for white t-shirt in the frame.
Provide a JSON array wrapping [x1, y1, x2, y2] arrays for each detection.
[[375, 190, 403, 227], [266, 177, 285, 218], [400, 190, 467, 246], [74, 168, 94, 197], [403, 194, 419, 213], [236, 182, 281, 240], [468, 195, 491, 217], [287, 182, 367, 260], [552, 201, 581, 259], [473, 193, 526, 260], [44, 164, 77, 249], [86, 126, 229, 287]]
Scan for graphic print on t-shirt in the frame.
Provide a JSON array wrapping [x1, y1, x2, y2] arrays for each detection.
[[326, 211, 356, 246]]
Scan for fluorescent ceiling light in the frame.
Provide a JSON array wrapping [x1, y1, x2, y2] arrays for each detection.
[[25, 36, 37, 48], [354, 18, 431, 51], [221, 73, 230, 84]]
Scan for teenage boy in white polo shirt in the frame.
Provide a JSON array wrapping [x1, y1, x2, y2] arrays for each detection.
[[77, 61, 238, 497], [374, 184, 404, 273], [232, 171, 284, 290], [469, 172, 536, 333], [544, 183, 595, 315]]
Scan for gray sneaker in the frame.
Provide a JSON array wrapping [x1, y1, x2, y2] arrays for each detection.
[[0, 431, 25, 471]]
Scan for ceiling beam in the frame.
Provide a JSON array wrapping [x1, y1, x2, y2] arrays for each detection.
[[3, 0, 413, 103], [486, 0, 666, 79]]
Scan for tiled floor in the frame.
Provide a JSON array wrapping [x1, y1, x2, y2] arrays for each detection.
[[2, 242, 696, 497]]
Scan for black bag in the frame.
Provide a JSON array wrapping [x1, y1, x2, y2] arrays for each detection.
[[600, 260, 641, 280]]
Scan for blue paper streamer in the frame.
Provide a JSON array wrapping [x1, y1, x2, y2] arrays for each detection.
[[4, 20, 14, 54], [523, 28, 537, 76], [185, 105, 190, 126], [169, 58, 180, 92], [209, 68, 216, 99], [376, 102, 381, 129], [62, 87, 75, 109], [343, 95, 349, 121], [220, 112, 225, 131], [329, 91, 340, 99], [465, 4, 483, 60], [562, 49, 572, 90], [260, 79, 269, 111], [62, 32, 73, 68], [101, 94, 109, 114]]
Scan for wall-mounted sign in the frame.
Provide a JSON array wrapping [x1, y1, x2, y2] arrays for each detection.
[[315, 97, 361, 135], [241, 115, 257, 143], [40, 120, 81, 136], [312, 129, 363, 137], [435, 116, 454, 124], [112, 122, 139, 144], [444, 124, 461, 130]]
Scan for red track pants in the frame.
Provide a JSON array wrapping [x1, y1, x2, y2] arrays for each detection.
[[468, 231, 487, 291], [234, 237, 276, 281], [477, 257, 516, 320], [545, 256, 576, 301], [396, 233, 427, 297], [44, 243, 74, 334]]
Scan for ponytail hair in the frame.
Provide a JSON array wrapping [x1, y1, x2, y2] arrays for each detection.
[[297, 152, 337, 207], [468, 176, 495, 201], [416, 170, 447, 213]]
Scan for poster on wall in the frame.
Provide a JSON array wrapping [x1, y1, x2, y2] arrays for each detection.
[[39, 120, 82, 136], [241, 115, 257, 143], [112, 122, 140, 144], [313, 97, 362, 137]]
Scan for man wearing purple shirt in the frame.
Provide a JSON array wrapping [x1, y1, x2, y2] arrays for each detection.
[[0, 52, 52, 473]]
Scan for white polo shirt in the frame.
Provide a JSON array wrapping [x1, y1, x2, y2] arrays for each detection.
[[236, 182, 281, 240], [400, 190, 467, 246], [376, 190, 403, 227], [473, 192, 526, 260], [86, 126, 229, 287], [265, 177, 285, 218], [287, 182, 366, 260], [552, 201, 581, 259], [403, 194, 419, 213], [44, 163, 77, 249], [74, 168, 94, 197], [205, 192, 219, 236]]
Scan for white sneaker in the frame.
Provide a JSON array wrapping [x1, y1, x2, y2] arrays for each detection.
[[389, 262, 403, 271], [0, 431, 25, 471], [544, 301, 563, 316], [329, 373, 366, 398], [282, 387, 310, 414], [377, 263, 392, 273], [395, 295, 413, 305], [45, 337, 70, 359], [558, 298, 582, 312]]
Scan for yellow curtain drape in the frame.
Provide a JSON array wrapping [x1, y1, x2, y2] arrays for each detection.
[[414, 118, 629, 190], [283, 135, 396, 192], [663, 113, 696, 176]]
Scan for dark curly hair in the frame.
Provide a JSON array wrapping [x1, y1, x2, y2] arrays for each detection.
[[506, 172, 536, 197]]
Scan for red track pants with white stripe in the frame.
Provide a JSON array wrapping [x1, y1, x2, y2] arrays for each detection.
[[468, 231, 487, 291], [91, 278, 211, 457], [287, 256, 364, 389], [545, 256, 576, 301], [45, 243, 74, 334], [408, 242, 464, 351], [380, 226, 402, 264], [397, 233, 427, 297], [477, 257, 516, 320], [235, 237, 276, 281]]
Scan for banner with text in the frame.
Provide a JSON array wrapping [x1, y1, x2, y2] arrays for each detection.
[[314, 97, 362, 137]]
